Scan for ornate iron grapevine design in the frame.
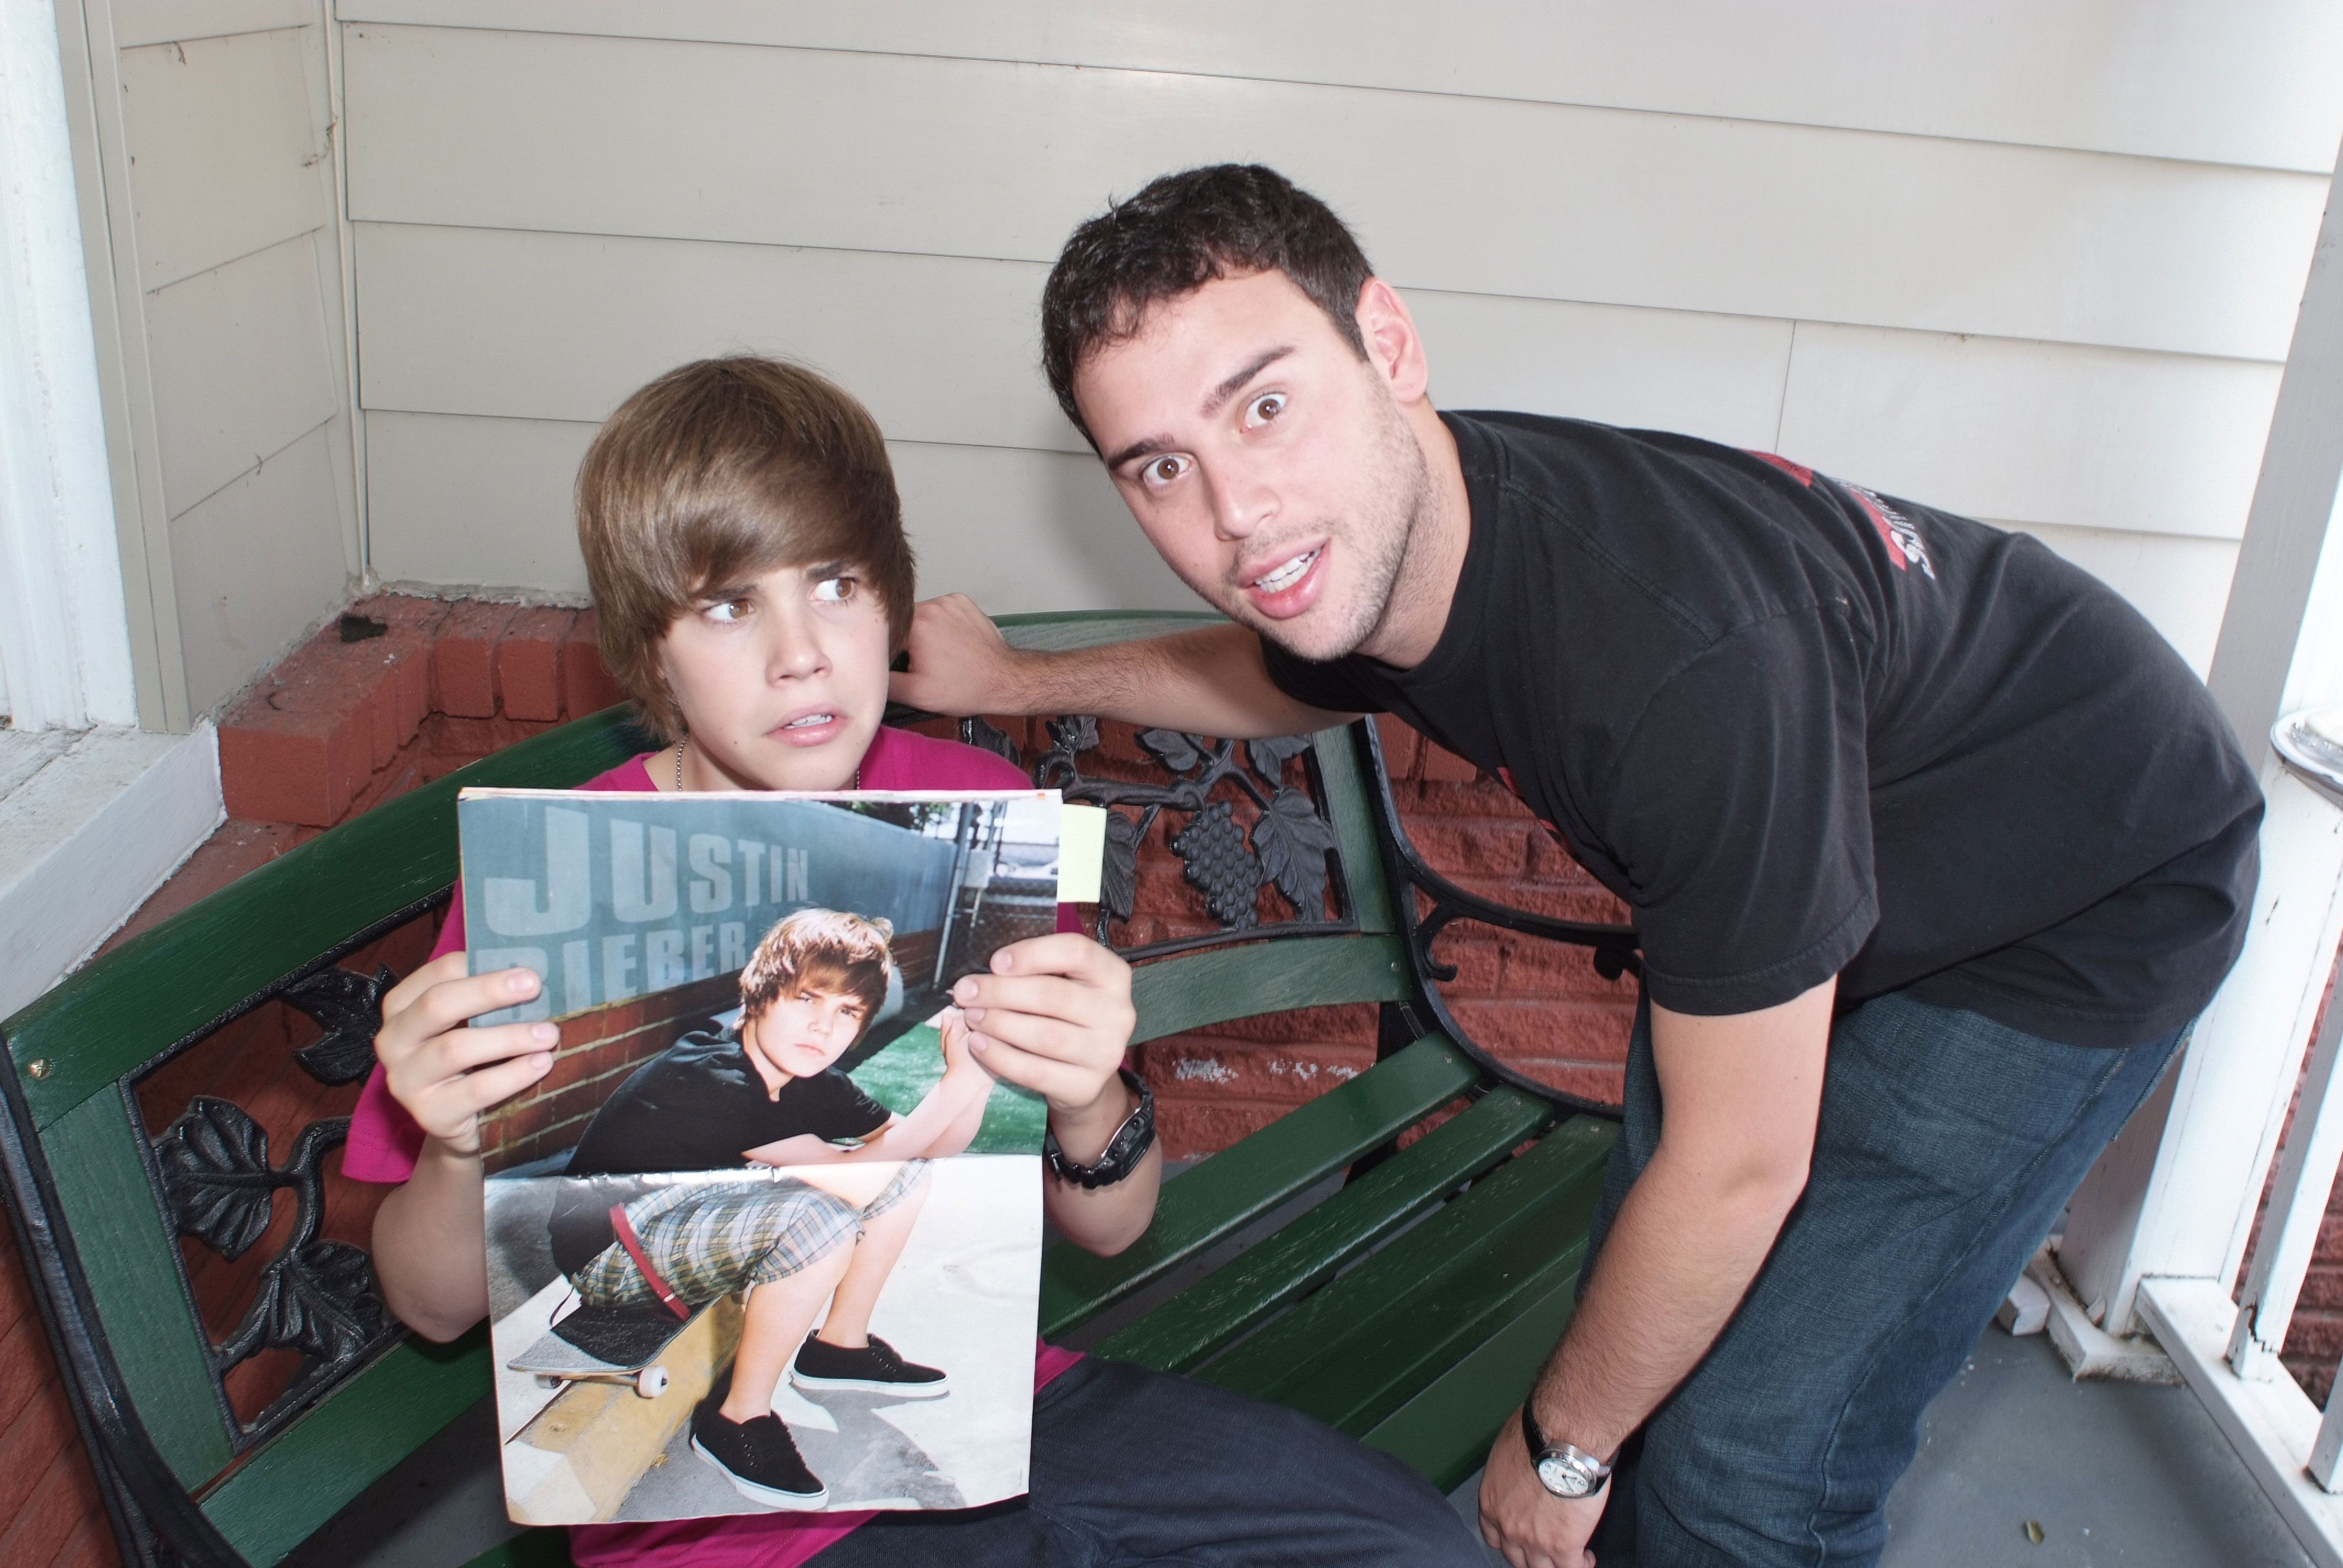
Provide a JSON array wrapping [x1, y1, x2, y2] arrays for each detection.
[[145, 960, 403, 1441], [966, 716, 1354, 957]]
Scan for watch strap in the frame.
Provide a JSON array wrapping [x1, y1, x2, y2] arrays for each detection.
[[1043, 1068, 1154, 1188], [1521, 1404, 1612, 1493]]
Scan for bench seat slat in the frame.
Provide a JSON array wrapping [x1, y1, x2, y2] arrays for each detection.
[[203, 1329, 491, 1565], [1197, 1117, 1614, 1432], [1098, 1087, 1555, 1372], [1129, 933, 1412, 1046], [1039, 1034, 1477, 1339], [1360, 1262, 1584, 1491]]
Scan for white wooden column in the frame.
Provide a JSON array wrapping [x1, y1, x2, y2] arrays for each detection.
[[0, 0, 134, 731], [2060, 130, 2343, 1338]]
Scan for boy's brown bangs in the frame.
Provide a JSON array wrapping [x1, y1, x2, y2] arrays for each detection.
[[576, 356, 918, 742], [784, 954, 891, 1023]]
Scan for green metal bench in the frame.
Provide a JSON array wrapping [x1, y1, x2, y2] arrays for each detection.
[[0, 612, 1636, 1567]]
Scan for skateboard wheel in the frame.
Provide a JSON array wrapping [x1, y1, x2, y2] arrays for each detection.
[[534, 1375, 561, 1390], [636, 1367, 670, 1398]]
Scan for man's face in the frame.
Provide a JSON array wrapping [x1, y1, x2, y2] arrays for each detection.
[[740, 984, 869, 1087], [1072, 270, 1431, 663]]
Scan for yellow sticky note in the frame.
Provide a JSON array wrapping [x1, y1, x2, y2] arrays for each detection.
[[1058, 804, 1108, 903]]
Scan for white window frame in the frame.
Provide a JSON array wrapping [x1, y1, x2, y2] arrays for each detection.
[[0, 0, 135, 732]]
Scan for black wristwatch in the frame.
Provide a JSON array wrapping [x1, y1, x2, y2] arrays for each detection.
[[1043, 1068, 1155, 1188], [1521, 1403, 1612, 1499]]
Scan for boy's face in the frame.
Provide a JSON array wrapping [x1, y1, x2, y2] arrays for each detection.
[[658, 561, 892, 791], [740, 984, 870, 1087]]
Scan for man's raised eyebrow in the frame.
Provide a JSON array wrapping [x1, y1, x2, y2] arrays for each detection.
[[1202, 347, 1294, 420], [1105, 433, 1175, 472], [1102, 347, 1296, 473]]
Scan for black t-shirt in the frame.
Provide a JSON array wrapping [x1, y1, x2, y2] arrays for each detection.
[[1265, 411, 2261, 1049], [547, 1026, 892, 1275]]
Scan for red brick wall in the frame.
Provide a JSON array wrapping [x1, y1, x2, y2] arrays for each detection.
[[217, 593, 622, 829], [1131, 713, 1640, 1157]]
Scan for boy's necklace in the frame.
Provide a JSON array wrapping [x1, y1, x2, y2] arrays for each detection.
[[673, 743, 859, 792]]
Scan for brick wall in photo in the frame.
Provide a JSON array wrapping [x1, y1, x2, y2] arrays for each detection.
[[477, 973, 739, 1174]]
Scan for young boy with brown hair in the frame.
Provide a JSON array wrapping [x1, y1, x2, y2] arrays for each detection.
[[346, 356, 1486, 1565]]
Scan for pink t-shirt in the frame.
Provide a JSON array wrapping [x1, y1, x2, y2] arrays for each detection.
[[344, 726, 1088, 1566]]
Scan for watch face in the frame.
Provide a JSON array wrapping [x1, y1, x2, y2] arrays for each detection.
[[1535, 1452, 1593, 1498]]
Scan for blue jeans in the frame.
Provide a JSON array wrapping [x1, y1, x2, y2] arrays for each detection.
[[808, 1355, 1489, 1565], [1587, 990, 2186, 1567]]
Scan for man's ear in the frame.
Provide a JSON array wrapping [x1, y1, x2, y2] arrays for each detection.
[[1354, 277, 1432, 405]]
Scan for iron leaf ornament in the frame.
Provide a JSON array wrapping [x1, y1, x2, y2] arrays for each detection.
[[1254, 787, 1343, 913], [1099, 809, 1142, 925], [989, 714, 1352, 952], [220, 1239, 386, 1370], [283, 962, 395, 1085], [157, 1097, 279, 1260], [156, 1098, 394, 1398]]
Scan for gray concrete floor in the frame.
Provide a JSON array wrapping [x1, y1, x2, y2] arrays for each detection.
[[300, 1323, 2316, 1567], [1447, 1328, 2313, 1566]]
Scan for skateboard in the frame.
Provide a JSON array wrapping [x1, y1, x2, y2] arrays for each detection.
[[506, 1298, 712, 1399]]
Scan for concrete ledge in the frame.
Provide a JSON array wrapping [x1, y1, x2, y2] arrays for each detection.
[[0, 722, 222, 1019]]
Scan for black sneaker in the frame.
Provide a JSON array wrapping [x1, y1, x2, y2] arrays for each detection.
[[790, 1332, 950, 1398], [689, 1393, 829, 1510]]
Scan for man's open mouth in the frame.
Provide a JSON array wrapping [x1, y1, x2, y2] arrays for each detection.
[[1251, 548, 1321, 595]]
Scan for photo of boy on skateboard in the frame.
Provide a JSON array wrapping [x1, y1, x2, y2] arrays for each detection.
[[546, 905, 998, 1508]]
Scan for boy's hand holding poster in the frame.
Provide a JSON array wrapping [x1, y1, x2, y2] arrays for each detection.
[[457, 787, 1062, 1525]]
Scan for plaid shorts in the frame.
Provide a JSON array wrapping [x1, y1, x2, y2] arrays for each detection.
[[572, 1161, 927, 1310]]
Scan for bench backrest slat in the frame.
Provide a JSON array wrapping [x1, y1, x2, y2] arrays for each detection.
[[49, 1090, 233, 1486]]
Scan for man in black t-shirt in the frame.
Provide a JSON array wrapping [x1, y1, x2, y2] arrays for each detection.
[[894, 166, 2261, 1567]]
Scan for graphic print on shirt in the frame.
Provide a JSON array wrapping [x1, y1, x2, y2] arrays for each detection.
[[1840, 481, 1936, 580], [1746, 450, 1816, 487], [1748, 448, 1933, 580]]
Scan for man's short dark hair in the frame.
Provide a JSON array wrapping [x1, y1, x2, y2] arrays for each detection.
[[1040, 165, 1374, 445]]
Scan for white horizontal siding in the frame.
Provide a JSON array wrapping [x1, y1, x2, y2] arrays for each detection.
[[114, 0, 310, 49], [352, 223, 2280, 551], [145, 231, 339, 517], [339, 24, 2326, 362], [336, 1, 2343, 173], [168, 422, 352, 714], [1408, 291, 1791, 451], [354, 224, 1070, 450], [1775, 324, 2282, 542], [338, 10, 2325, 674], [356, 224, 1803, 456], [117, 25, 330, 290], [364, 410, 1197, 614]]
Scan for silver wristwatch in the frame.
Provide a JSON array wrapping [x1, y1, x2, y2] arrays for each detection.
[[1521, 1404, 1612, 1499]]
